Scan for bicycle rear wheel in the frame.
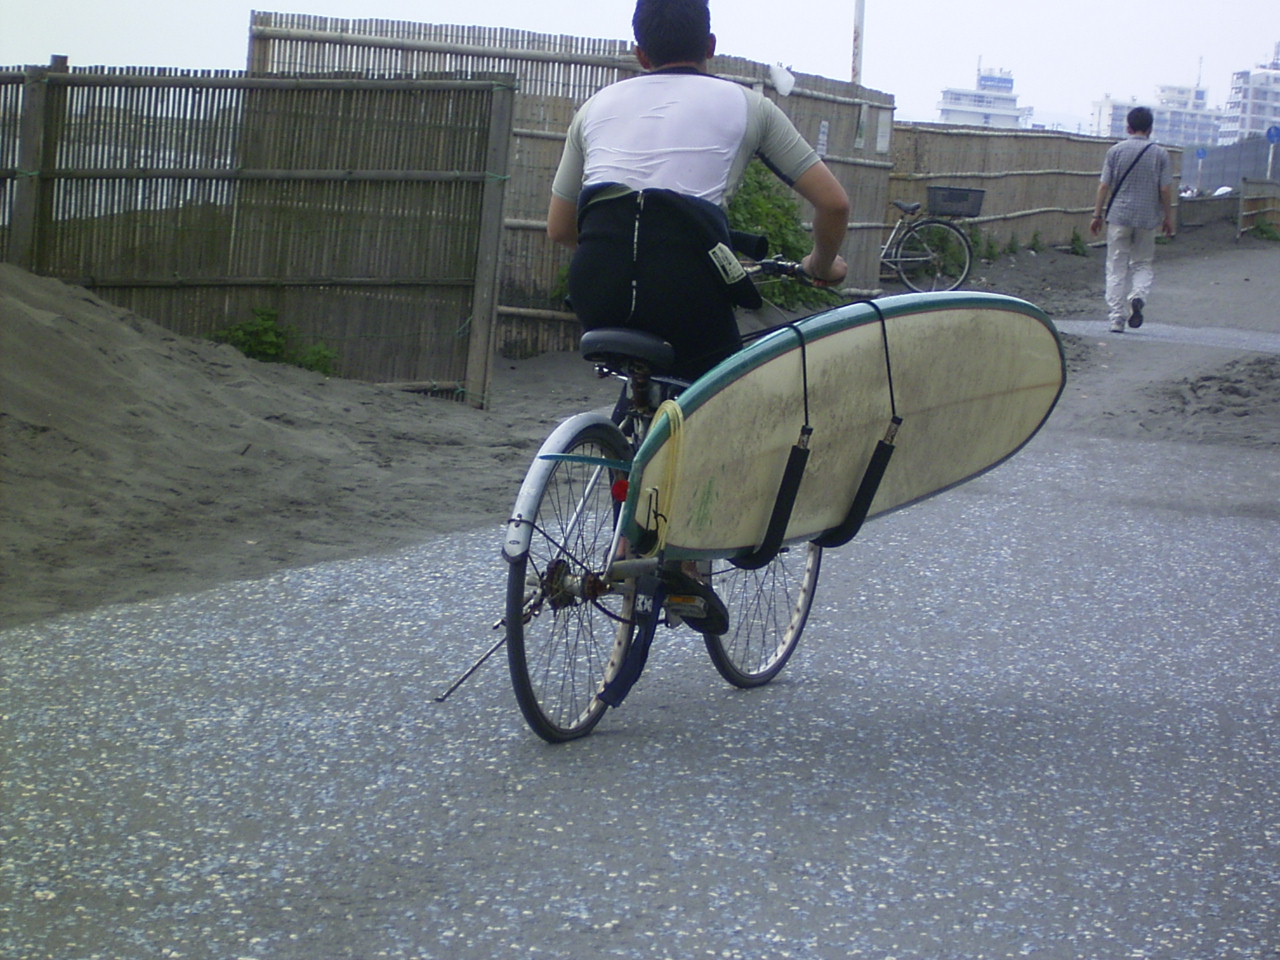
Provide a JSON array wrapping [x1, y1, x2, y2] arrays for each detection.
[[894, 219, 972, 292], [703, 542, 822, 687], [506, 422, 635, 742]]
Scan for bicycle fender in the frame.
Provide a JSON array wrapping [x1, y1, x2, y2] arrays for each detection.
[[502, 411, 624, 562]]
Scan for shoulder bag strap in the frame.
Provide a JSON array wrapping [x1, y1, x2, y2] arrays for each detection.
[[1104, 142, 1154, 218]]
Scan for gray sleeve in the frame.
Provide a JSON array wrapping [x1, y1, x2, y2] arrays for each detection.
[[754, 96, 820, 183], [551, 108, 587, 202], [725, 90, 819, 203], [1100, 146, 1117, 185], [1157, 147, 1174, 188]]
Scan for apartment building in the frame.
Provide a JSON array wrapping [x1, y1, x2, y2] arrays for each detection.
[[1092, 83, 1227, 147], [1222, 41, 1280, 143]]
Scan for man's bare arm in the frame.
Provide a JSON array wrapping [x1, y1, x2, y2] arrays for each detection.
[[547, 194, 578, 250], [792, 162, 850, 284]]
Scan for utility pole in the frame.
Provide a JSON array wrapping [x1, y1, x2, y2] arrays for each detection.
[[851, 0, 866, 86]]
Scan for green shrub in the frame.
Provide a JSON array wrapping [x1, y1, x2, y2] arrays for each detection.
[[981, 234, 1000, 261], [213, 308, 338, 375], [1004, 234, 1019, 256], [291, 342, 339, 376], [1028, 231, 1044, 253], [1255, 218, 1280, 241], [728, 159, 838, 310], [1069, 229, 1089, 257]]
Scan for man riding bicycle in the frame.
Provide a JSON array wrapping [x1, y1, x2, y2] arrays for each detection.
[[546, 0, 851, 381]]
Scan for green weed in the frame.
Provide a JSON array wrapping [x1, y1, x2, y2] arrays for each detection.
[[1252, 218, 1280, 241], [213, 308, 338, 375], [728, 160, 838, 309]]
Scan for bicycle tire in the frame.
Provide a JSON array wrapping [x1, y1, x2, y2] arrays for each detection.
[[894, 219, 972, 292], [702, 542, 822, 687], [506, 422, 635, 742]]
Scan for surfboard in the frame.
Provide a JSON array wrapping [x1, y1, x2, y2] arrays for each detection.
[[618, 291, 1065, 560]]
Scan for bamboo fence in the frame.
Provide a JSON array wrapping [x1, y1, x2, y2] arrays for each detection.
[[1238, 178, 1280, 237], [890, 123, 1183, 250], [1, 65, 512, 405]]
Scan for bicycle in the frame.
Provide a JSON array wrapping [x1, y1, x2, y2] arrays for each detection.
[[499, 258, 823, 742], [879, 200, 973, 292]]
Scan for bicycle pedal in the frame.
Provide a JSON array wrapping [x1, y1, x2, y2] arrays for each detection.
[[664, 594, 709, 618]]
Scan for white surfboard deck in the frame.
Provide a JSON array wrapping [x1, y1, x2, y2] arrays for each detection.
[[620, 291, 1065, 559]]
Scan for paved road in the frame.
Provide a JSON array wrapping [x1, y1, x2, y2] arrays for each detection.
[[1055, 317, 1280, 355], [1055, 240, 1280, 353], [4, 401, 1279, 958]]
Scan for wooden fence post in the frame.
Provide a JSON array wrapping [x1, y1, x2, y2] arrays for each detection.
[[9, 67, 48, 270], [8, 57, 67, 272], [464, 79, 515, 409]]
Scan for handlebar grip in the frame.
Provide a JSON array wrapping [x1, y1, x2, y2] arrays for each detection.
[[729, 230, 769, 261], [752, 258, 806, 280]]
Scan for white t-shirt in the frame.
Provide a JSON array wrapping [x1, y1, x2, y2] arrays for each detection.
[[551, 71, 819, 208]]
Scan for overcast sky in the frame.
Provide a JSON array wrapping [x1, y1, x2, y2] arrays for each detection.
[[3, 1, 1274, 132]]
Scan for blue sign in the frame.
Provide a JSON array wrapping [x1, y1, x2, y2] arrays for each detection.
[[1195, 147, 1207, 160], [1267, 125, 1280, 145]]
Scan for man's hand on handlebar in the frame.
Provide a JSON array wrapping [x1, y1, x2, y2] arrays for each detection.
[[801, 253, 847, 288]]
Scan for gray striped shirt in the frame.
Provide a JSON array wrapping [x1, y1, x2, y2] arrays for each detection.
[[1101, 135, 1172, 229]]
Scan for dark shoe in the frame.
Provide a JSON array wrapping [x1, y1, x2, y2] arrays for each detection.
[[661, 569, 729, 636], [1128, 297, 1144, 328]]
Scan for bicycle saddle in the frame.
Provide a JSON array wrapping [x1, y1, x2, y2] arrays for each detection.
[[580, 328, 676, 373], [892, 200, 922, 215]]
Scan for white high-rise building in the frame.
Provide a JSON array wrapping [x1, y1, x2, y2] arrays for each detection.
[[1222, 41, 1280, 144], [1092, 82, 1227, 147], [938, 68, 1032, 128]]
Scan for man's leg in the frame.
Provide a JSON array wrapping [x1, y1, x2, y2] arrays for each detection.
[[1127, 227, 1158, 308], [1104, 224, 1133, 330]]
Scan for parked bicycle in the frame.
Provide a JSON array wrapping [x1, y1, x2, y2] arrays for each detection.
[[879, 195, 976, 293]]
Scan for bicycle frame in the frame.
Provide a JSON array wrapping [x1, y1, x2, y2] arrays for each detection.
[[879, 215, 910, 260]]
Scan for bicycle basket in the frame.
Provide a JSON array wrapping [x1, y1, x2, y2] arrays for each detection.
[[926, 187, 984, 218]]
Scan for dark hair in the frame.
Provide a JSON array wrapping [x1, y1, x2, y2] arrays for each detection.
[[632, 0, 711, 66], [1127, 106, 1154, 134]]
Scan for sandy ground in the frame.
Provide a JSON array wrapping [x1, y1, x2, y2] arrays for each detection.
[[2, 219, 1278, 627]]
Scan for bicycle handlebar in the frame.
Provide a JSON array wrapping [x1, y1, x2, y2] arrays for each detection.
[[746, 257, 817, 285]]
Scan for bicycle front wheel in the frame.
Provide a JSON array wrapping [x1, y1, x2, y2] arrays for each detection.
[[506, 421, 635, 742], [703, 542, 822, 687], [894, 219, 972, 292]]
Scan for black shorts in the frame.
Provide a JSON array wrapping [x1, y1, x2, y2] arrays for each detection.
[[567, 190, 742, 381]]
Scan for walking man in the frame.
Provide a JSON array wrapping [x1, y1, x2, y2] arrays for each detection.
[[1090, 106, 1174, 333]]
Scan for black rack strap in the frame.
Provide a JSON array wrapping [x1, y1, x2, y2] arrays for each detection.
[[732, 323, 813, 570], [812, 300, 902, 549]]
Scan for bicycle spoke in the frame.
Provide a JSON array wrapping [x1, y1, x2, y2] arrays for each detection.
[[703, 543, 821, 687]]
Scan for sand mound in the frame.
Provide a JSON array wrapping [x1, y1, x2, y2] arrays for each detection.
[[0, 265, 613, 624]]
